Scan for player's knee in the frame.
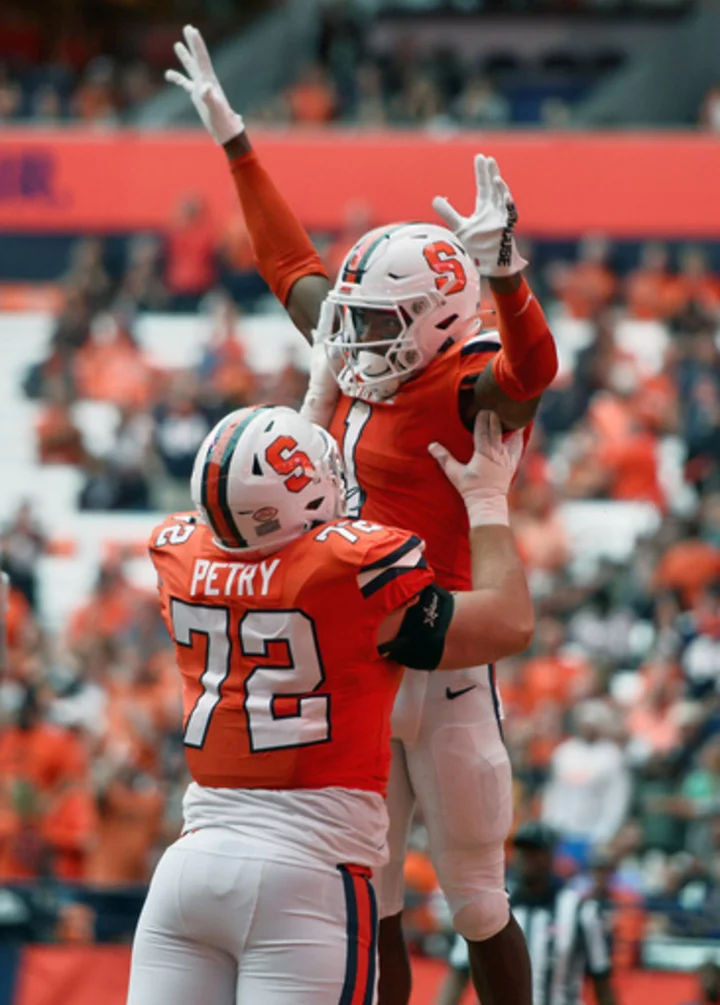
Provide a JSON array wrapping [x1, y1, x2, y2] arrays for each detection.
[[452, 887, 510, 943]]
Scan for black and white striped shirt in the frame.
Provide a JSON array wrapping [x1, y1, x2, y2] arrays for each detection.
[[449, 881, 612, 1005]]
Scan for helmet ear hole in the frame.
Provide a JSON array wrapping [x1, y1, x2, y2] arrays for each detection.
[[252, 456, 263, 476], [305, 496, 325, 512]]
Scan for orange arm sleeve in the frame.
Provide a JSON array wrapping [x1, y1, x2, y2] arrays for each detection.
[[229, 151, 328, 306], [491, 277, 559, 402]]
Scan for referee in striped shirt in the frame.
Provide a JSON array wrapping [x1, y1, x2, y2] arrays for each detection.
[[436, 822, 619, 1005]]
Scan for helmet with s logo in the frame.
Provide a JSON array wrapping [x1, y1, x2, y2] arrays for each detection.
[[325, 222, 481, 401], [191, 406, 346, 555]]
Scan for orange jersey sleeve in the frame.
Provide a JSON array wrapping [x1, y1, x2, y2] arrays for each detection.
[[148, 514, 433, 794]]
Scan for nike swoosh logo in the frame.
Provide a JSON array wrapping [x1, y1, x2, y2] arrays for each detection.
[[445, 685, 477, 701]]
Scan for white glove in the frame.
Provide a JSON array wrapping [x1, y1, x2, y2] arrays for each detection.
[[433, 155, 527, 278], [165, 25, 245, 146], [428, 411, 523, 527], [299, 299, 340, 429]]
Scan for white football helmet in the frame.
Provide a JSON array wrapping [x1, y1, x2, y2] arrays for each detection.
[[325, 222, 481, 401], [190, 405, 346, 555]]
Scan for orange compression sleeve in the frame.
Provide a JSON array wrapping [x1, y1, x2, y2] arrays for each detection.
[[229, 151, 329, 306], [491, 276, 559, 402]]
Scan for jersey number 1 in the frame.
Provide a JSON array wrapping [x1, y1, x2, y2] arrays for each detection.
[[172, 601, 329, 753], [342, 400, 372, 518]]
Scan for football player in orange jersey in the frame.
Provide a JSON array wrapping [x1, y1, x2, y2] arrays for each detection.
[[167, 26, 558, 1005], [127, 403, 532, 1005]]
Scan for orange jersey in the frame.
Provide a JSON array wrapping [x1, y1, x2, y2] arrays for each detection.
[[329, 330, 502, 591], [149, 514, 432, 794]]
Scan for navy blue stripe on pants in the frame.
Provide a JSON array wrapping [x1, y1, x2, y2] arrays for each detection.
[[337, 865, 378, 1005], [488, 663, 504, 741]]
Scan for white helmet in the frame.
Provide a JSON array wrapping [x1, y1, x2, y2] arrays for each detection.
[[326, 222, 481, 401], [190, 405, 346, 556]]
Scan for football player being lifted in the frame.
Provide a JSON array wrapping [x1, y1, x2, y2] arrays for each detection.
[[167, 26, 558, 1005]]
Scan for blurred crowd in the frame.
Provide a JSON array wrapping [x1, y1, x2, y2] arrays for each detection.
[[248, 2, 622, 130], [22, 215, 305, 514], [2, 1, 707, 131], [0, 228, 719, 952], [0, 2, 270, 126]]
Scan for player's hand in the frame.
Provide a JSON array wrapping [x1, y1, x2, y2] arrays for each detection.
[[428, 411, 523, 526], [299, 299, 340, 429], [165, 25, 245, 146], [432, 155, 527, 278]]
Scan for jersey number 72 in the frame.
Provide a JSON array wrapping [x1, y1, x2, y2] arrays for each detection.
[[171, 600, 330, 753]]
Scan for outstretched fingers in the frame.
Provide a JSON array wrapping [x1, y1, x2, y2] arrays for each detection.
[[184, 24, 215, 78], [432, 195, 465, 232], [165, 69, 193, 92]]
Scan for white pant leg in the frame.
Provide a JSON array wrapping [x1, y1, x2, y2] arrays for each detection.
[[373, 739, 416, 920], [239, 860, 378, 1004], [128, 827, 379, 1005], [127, 837, 243, 1005], [390, 670, 428, 745], [406, 666, 513, 942]]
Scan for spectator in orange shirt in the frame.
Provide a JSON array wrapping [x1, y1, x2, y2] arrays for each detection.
[[653, 527, 720, 609], [287, 63, 336, 124], [673, 247, 720, 321], [102, 650, 180, 776], [626, 663, 685, 762], [0, 687, 92, 881], [596, 423, 666, 511], [4, 586, 34, 653], [220, 216, 255, 274], [198, 295, 256, 410], [34, 378, 86, 466], [566, 389, 666, 509], [630, 370, 679, 436], [550, 235, 618, 320], [512, 480, 571, 576], [74, 312, 154, 410], [41, 778, 97, 881], [625, 242, 682, 321], [86, 761, 163, 886], [69, 560, 142, 647], [165, 195, 218, 310], [521, 618, 595, 713]]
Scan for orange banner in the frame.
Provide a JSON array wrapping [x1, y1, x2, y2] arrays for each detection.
[[13, 946, 697, 1005], [1, 129, 719, 237]]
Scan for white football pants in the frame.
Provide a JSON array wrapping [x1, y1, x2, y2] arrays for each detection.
[[127, 827, 378, 1005]]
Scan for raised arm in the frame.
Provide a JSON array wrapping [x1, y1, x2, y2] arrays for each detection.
[[377, 411, 534, 670], [166, 25, 330, 343], [434, 156, 559, 430]]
